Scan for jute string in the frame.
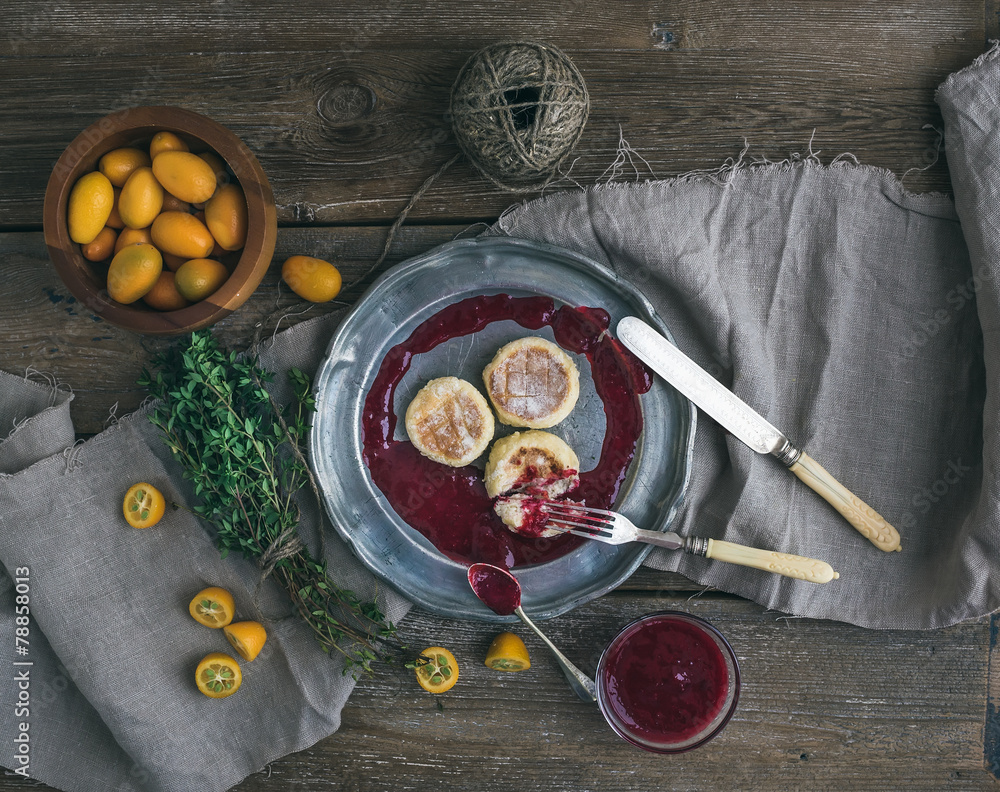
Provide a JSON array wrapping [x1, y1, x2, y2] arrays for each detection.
[[352, 41, 590, 289], [450, 41, 590, 192]]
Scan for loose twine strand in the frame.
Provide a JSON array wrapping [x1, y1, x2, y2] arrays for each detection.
[[350, 152, 461, 288], [264, 41, 589, 330]]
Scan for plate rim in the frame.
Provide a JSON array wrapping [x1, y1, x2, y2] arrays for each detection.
[[308, 235, 697, 621]]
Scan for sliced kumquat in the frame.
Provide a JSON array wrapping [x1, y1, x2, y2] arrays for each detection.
[[484, 631, 531, 672], [414, 646, 459, 694], [195, 652, 242, 698], [224, 621, 267, 662], [122, 482, 166, 528], [188, 586, 235, 628]]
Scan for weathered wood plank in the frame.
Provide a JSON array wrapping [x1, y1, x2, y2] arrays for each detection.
[[987, 0, 1000, 41], [0, 0, 982, 58], [0, 3, 983, 228], [0, 592, 990, 791], [229, 595, 990, 791], [0, 226, 467, 435], [984, 612, 1000, 778], [615, 566, 711, 592]]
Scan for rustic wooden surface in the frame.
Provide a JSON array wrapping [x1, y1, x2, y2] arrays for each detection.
[[1, 1, 997, 790]]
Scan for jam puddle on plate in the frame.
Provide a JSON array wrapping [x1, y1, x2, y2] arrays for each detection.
[[361, 293, 651, 569]]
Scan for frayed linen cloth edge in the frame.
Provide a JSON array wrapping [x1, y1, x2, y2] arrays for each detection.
[[494, 153, 957, 236], [935, 39, 1000, 100]]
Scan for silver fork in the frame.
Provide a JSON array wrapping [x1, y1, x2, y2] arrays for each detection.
[[542, 501, 840, 584]]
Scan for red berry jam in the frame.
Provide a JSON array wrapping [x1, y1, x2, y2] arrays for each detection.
[[361, 294, 651, 569], [467, 563, 521, 616], [598, 612, 739, 751]]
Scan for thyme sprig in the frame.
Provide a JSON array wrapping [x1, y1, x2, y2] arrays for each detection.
[[139, 330, 403, 675]]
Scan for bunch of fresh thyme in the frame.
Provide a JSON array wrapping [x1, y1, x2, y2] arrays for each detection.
[[139, 330, 404, 675]]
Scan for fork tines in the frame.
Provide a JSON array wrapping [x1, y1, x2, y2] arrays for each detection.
[[539, 501, 614, 540], [541, 501, 615, 519]]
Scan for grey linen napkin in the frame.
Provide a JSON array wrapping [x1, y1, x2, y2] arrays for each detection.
[[0, 319, 412, 792], [3, 46, 1000, 792], [491, 53, 999, 630]]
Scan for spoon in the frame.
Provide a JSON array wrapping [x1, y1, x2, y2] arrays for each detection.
[[467, 563, 597, 703]]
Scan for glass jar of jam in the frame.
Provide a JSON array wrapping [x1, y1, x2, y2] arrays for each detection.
[[597, 611, 740, 752]]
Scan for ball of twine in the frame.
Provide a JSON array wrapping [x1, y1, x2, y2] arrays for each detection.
[[450, 41, 589, 192]]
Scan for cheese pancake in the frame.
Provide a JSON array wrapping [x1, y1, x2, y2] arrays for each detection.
[[483, 337, 580, 428], [404, 377, 495, 467]]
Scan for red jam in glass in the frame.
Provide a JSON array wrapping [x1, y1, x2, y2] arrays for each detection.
[[600, 613, 735, 748], [467, 563, 521, 616], [361, 293, 651, 569]]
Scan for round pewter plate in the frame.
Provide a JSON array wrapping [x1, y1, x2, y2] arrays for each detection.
[[308, 237, 695, 622]]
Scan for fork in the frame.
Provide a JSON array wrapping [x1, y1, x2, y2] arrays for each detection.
[[542, 501, 840, 584]]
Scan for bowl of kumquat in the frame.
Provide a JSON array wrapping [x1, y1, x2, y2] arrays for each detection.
[[43, 106, 277, 335]]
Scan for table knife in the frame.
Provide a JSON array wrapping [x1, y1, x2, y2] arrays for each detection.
[[617, 316, 901, 552]]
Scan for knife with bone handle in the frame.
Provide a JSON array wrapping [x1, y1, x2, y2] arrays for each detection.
[[617, 317, 901, 552]]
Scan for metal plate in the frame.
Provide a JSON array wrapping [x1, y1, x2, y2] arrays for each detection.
[[308, 237, 695, 622]]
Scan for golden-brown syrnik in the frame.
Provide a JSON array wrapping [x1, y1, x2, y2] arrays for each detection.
[[485, 430, 580, 538], [404, 377, 495, 466], [483, 336, 580, 428]]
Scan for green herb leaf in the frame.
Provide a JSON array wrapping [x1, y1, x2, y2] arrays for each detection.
[[141, 330, 404, 675]]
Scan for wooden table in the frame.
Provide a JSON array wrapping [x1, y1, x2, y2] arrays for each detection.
[[2, 2, 998, 789]]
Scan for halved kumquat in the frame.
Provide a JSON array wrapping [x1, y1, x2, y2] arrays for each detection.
[[484, 631, 531, 672], [123, 482, 166, 529], [189, 586, 235, 628], [224, 621, 267, 662], [414, 646, 459, 694], [195, 652, 242, 698]]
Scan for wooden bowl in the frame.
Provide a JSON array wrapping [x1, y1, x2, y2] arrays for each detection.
[[43, 106, 277, 335]]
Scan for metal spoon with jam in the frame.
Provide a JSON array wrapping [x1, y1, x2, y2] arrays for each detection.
[[468, 563, 596, 702]]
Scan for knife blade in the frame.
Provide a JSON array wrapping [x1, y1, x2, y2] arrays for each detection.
[[617, 316, 901, 552]]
